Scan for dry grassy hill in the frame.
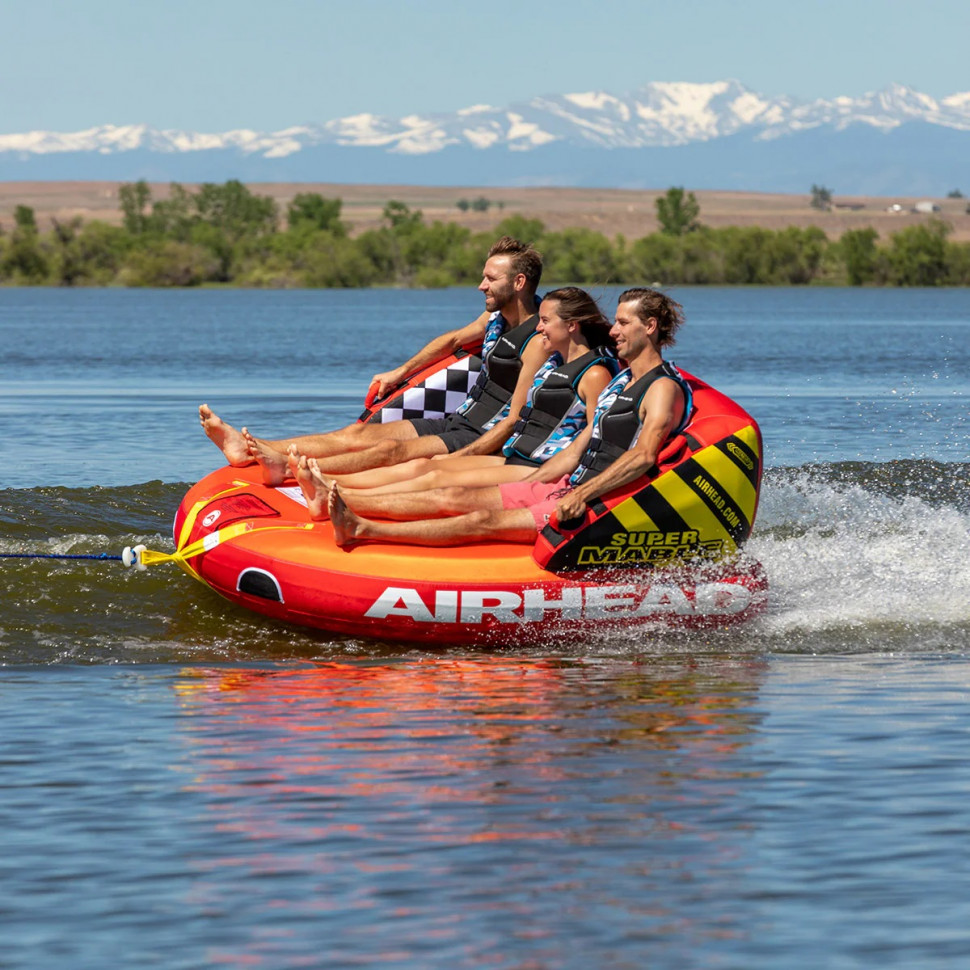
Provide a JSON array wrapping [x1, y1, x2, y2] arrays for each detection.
[[2, 181, 968, 241]]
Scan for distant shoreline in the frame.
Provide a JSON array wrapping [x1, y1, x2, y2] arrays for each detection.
[[2, 180, 969, 243]]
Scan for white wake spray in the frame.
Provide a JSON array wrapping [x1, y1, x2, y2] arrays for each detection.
[[749, 470, 970, 635]]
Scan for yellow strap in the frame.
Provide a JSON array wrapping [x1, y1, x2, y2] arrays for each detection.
[[175, 480, 253, 550], [141, 520, 254, 580], [137, 480, 315, 579], [140, 521, 315, 581]]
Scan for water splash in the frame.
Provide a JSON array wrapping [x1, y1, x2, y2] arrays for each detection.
[[750, 463, 970, 647]]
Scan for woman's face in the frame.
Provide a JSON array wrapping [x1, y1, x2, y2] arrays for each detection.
[[537, 300, 572, 351]]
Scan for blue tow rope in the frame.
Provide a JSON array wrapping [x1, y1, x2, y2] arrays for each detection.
[[0, 552, 124, 562]]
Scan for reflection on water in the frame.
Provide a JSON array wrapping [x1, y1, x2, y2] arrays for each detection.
[[168, 657, 767, 967], [6, 657, 970, 968]]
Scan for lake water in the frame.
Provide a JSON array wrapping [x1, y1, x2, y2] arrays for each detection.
[[2, 286, 970, 967]]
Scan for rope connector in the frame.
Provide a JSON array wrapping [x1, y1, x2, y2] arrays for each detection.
[[122, 545, 148, 571]]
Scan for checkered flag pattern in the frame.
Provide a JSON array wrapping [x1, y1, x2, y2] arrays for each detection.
[[375, 356, 483, 423]]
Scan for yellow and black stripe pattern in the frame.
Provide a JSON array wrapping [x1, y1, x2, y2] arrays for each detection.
[[543, 425, 761, 572]]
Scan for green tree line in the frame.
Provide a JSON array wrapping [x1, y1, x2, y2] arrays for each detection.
[[1, 179, 969, 288]]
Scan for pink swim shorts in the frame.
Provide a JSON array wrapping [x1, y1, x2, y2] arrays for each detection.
[[498, 474, 573, 531]]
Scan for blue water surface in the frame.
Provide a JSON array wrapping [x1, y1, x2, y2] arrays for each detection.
[[2, 286, 970, 969], [2, 286, 969, 488], [3, 656, 970, 970]]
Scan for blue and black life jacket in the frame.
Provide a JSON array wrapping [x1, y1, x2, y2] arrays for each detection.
[[456, 314, 540, 431], [502, 347, 619, 467], [571, 361, 693, 485]]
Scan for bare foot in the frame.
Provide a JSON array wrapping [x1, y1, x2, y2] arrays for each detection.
[[294, 455, 331, 520], [329, 486, 363, 549], [199, 404, 253, 467], [307, 458, 334, 488], [242, 428, 290, 486], [286, 444, 300, 481]]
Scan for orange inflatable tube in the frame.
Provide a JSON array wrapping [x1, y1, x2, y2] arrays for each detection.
[[172, 365, 767, 645]]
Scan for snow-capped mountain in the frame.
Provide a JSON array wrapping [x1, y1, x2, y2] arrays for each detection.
[[2, 81, 968, 194]]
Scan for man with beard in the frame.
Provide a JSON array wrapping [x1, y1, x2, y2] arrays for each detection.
[[200, 235, 545, 479]]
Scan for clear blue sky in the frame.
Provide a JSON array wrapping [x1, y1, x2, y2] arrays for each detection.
[[2, 0, 968, 132]]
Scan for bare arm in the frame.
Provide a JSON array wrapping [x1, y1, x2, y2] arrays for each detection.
[[450, 335, 550, 458], [522, 425, 594, 484], [370, 311, 491, 399], [577, 364, 613, 421], [554, 378, 684, 522]]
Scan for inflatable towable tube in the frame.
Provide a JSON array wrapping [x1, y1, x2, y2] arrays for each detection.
[[358, 343, 483, 425], [172, 353, 767, 645]]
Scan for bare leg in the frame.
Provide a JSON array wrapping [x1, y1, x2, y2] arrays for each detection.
[[329, 454, 508, 492], [312, 434, 450, 476], [258, 419, 420, 460], [199, 404, 253, 467], [330, 486, 537, 548], [340, 482, 506, 521], [343, 460, 530, 498], [327, 456, 443, 491]]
